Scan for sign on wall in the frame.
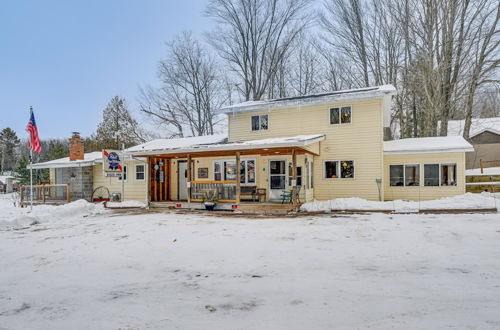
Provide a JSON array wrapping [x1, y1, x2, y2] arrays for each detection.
[[102, 150, 123, 177]]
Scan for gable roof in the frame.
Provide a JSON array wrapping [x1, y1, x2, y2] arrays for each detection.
[[28, 152, 103, 169], [384, 136, 474, 155], [446, 117, 500, 138], [220, 85, 396, 114]]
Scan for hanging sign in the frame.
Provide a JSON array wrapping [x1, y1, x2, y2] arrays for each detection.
[[103, 150, 123, 177]]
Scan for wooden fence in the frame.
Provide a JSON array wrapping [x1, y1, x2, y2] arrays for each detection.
[[20, 184, 71, 206]]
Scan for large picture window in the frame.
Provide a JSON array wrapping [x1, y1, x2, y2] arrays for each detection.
[[330, 106, 351, 125], [215, 159, 256, 184], [424, 164, 439, 186], [324, 160, 354, 179], [251, 115, 268, 131]]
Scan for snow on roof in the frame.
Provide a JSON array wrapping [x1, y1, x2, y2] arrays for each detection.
[[126, 134, 228, 153], [220, 85, 396, 114], [28, 152, 103, 169], [446, 117, 500, 137], [127, 134, 325, 156], [384, 136, 474, 154], [0, 175, 14, 183], [466, 167, 500, 176]]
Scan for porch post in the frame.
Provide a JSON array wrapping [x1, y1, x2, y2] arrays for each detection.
[[187, 154, 192, 207], [292, 148, 297, 206], [235, 152, 241, 204]]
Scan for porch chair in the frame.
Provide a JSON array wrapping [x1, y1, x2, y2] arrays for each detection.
[[280, 186, 301, 204]]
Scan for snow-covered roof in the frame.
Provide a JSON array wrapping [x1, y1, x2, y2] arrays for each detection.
[[28, 152, 103, 169], [126, 134, 228, 153], [220, 85, 397, 114], [0, 175, 14, 184], [446, 117, 500, 138], [466, 167, 500, 176], [127, 134, 325, 156], [384, 136, 474, 155]]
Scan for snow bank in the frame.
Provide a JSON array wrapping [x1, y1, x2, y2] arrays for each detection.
[[105, 200, 146, 208], [0, 194, 106, 230], [301, 193, 499, 213]]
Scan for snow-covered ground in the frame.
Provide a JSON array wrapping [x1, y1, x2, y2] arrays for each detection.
[[1, 194, 500, 329], [301, 192, 500, 212]]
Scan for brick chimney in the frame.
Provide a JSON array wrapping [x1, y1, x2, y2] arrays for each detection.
[[69, 132, 84, 161]]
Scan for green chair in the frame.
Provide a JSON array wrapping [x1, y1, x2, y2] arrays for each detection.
[[280, 186, 301, 204]]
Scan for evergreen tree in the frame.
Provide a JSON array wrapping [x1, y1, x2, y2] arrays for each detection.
[[0, 127, 20, 173], [15, 156, 31, 185], [93, 96, 147, 150]]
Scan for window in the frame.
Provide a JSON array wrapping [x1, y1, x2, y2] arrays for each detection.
[[135, 164, 145, 181], [324, 160, 354, 179], [340, 160, 354, 178], [214, 161, 222, 181], [215, 159, 255, 184], [288, 165, 302, 186], [240, 159, 256, 185], [441, 164, 457, 186], [251, 115, 268, 131], [405, 164, 420, 186], [324, 161, 338, 178], [118, 165, 127, 181], [390, 165, 404, 186], [424, 164, 439, 186], [330, 106, 351, 125]]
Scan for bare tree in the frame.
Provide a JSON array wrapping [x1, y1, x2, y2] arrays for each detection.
[[140, 32, 224, 137], [206, 0, 311, 101]]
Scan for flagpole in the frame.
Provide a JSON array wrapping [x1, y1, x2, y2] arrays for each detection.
[[29, 106, 34, 211]]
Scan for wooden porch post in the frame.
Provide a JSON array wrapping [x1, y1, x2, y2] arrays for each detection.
[[236, 152, 241, 204], [292, 148, 297, 206], [187, 154, 192, 207], [146, 156, 151, 205]]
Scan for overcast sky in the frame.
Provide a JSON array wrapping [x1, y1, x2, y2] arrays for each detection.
[[0, 0, 211, 139]]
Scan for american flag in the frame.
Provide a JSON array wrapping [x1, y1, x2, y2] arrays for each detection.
[[26, 108, 42, 153]]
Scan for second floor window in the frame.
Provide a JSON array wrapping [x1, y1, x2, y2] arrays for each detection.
[[330, 106, 351, 125], [251, 115, 268, 131]]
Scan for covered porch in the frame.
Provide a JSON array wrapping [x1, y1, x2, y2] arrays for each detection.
[[126, 134, 324, 210]]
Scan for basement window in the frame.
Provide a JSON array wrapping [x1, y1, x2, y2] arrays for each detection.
[[251, 115, 268, 131]]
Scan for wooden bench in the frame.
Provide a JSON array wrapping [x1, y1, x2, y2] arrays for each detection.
[[240, 186, 257, 201]]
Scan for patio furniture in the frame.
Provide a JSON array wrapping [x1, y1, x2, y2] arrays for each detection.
[[280, 186, 301, 204], [253, 188, 266, 202], [240, 186, 257, 201]]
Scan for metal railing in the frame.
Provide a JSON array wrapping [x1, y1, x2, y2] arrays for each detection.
[[20, 184, 71, 206], [191, 180, 237, 202]]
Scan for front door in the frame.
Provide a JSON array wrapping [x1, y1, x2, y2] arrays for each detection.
[[269, 160, 287, 201], [178, 161, 188, 200]]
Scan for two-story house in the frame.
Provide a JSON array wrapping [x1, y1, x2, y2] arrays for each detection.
[[125, 85, 473, 209]]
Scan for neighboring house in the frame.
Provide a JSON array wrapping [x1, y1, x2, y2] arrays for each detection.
[[0, 175, 14, 193], [446, 117, 500, 169], [28, 133, 147, 202], [125, 85, 473, 206]]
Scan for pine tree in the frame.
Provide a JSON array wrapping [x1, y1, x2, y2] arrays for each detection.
[[93, 96, 146, 150], [0, 127, 20, 173], [15, 156, 31, 185]]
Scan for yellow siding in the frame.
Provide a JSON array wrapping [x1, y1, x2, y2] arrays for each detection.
[[169, 154, 310, 202], [93, 160, 147, 202], [228, 98, 385, 201], [383, 152, 466, 201]]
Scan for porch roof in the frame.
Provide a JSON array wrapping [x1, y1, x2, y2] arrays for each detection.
[[126, 134, 325, 157]]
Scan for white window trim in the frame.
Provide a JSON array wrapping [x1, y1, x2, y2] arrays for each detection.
[[329, 105, 352, 125], [323, 160, 355, 179], [251, 114, 269, 131], [213, 158, 257, 185], [389, 163, 420, 187], [118, 165, 127, 182], [135, 164, 145, 181]]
